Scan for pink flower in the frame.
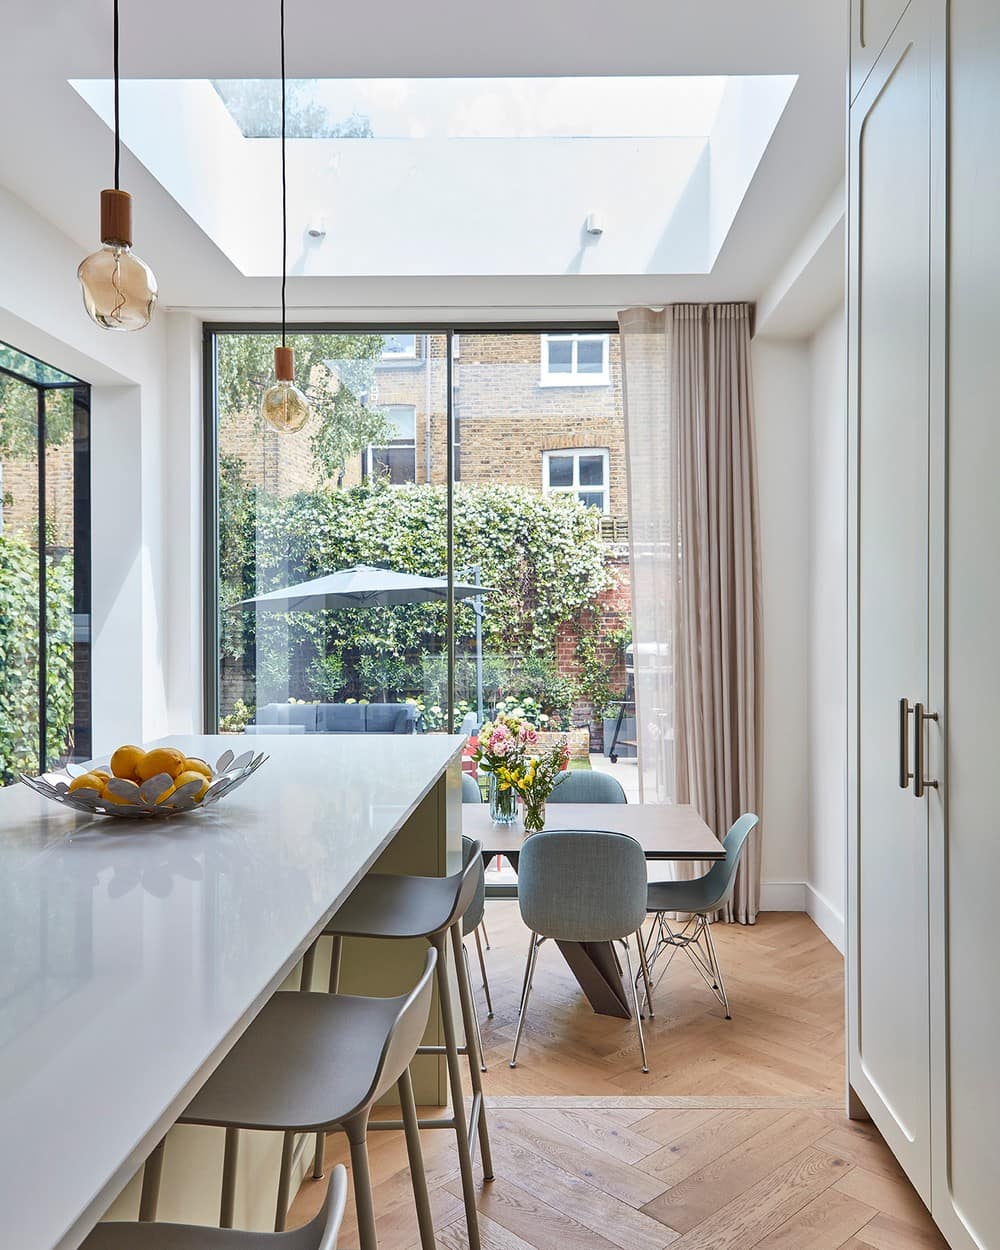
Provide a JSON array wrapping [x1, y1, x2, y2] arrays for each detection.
[[518, 724, 538, 745], [488, 727, 512, 757]]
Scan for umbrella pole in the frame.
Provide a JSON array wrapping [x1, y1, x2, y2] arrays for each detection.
[[474, 566, 484, 726]]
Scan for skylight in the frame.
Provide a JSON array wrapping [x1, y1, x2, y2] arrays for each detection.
[[70, 75, 796, 279]]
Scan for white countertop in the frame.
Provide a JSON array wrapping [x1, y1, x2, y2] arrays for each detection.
[[0, 733, 464, 1250]]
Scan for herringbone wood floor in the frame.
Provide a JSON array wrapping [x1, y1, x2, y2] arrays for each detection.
[[289, 906, 946, 1249]]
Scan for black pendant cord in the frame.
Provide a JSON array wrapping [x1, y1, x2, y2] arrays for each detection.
[[280, 0, 287, 348], [113, 0, 120, 190]]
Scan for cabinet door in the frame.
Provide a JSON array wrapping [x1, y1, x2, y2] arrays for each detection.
[[930, 2, 1000, 1245], [851, 0, 913, 99], [847, 0, 933, 1202]]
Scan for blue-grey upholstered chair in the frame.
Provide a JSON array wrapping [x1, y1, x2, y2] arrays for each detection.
[[547, 769, 627, 804], [458, 835, 493, 1066], [644, 812, 759, 1020], [461, 772, 483, 803], [512, 829, 654, 1073]]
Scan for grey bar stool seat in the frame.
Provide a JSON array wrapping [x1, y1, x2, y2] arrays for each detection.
[[644, 812, 759, 1020], [141, 953, 439, 1250], [312, 838, 493, 1250], [83, 1166, 347, 1250]]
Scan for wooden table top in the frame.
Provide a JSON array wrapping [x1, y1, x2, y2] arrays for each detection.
[[463, 801, 724, 861]]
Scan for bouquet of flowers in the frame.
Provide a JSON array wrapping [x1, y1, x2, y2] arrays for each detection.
[[496, 735, 569, 833], [472, 712, 531, 823]]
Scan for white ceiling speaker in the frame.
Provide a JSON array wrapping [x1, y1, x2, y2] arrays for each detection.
[[306, 216, 327, 239], [585, 212, 605, 237]]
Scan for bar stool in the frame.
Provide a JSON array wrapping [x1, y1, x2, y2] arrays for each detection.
[[139, 952, 439, 1250], [461, 836, 493, 1071], [82, 1165, 347, 1249], [312, 837, 493, 1250]]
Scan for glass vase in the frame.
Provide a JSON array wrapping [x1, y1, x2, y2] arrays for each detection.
[[522, 794, 546, 834], [488, 773, 518, 825]]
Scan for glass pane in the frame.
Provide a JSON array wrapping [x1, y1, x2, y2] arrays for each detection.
[[381, 333, 416, 358], [0, 341, 80, 387], [578, 454, 605, 485], [0, 373, 41, 781], [546, 339, 573, 372], [547, 455, 574, 488], [579, 490, 605, 510], [215, 330, 448, 736], [577, 337, 605, 373]]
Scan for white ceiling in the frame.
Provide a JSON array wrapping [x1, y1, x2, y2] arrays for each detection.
[[1, 0, 847, 321]]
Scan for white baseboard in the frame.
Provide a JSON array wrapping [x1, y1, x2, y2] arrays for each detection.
[[804, 883, 845, 953], [759, 881, 806, 911]]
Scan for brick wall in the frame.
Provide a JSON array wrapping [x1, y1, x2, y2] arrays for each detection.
[[1, 443, 75, 546]]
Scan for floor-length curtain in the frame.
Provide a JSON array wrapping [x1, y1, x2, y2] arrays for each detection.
[[620, 304, 762, 923]]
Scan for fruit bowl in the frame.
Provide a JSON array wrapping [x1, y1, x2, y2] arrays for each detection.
[[19, 748, 268, 820]]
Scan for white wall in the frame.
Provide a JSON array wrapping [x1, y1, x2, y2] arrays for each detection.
[[752, 337, 812, 908], [805, 307, 847, 949]]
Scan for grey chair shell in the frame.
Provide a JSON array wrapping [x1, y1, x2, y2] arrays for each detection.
[[461, 772, 483, 803], [547, 769, 627, 804], [646, 813, 759, 915], [513, 830, 653, 1072], [81, 1166, 348, 1250]]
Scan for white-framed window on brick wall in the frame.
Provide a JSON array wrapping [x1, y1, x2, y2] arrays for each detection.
[[366, 404, 417, 484], [380, 333, 417, 360], [539, 332, 610, 386], [543, 448, 610, 513]]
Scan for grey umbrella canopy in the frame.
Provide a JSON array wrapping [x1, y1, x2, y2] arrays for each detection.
[[237, 564, 494, 611]]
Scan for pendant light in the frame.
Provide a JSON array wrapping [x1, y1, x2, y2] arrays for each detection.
[[77, 0, 158, 331], [260, 0, 310, 432]]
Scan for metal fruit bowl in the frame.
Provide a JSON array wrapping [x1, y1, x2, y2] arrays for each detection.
[[19, 749, 268, 820]]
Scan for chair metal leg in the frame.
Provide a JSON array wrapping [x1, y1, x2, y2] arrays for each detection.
[[637, 928, 656, 1019], [480, 915, 491, 950], [463, 942, 488, 1072], [274, 1129, 295, 1232], [451, 922, 494, 1181], [312, 1130, 326, 1180], [510, 933, 540, 1068], [300, 938, 317, 992], [517, 930, 537, 1013], [398, 1066, 437, 1250], [433, 933, 482, 1250], [328, 935, 343, 994], [621, 939, 649, 1074], [220, 1126, 239, 1229], [474, 925, 494, 1018], [703, 917, 732, 1019], [345, 1113, 378, 1250], [138, 1136, 166, 1222]]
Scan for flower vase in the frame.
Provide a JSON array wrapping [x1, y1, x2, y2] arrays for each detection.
[[522, 795, 546, 834], [489, 773, 518, 825]]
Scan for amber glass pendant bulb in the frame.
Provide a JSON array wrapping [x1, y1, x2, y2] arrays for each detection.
[[78, 190, 157, 331], [261, 345, 310, 431]]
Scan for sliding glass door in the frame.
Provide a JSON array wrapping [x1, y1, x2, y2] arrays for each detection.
[[0, 344, 91, 782], [204, 325, 632, 791]]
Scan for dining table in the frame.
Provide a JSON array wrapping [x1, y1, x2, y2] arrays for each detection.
[[462, 801, 724, 1019]]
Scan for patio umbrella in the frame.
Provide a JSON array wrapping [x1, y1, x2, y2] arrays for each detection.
[[235, 564, 495, 721]]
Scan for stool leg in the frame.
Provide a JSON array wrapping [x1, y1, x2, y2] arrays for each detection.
[[398, 1066, 437, 1250], [300, 939, 317, 992], [462, 942, 488, 1073], [274, 1129, 295, 1232], [345, 1113, 378, 1250], [450, 922, 494, 1182], [138, 1136, 166, 1222], [433, 932, 482, 1250], [328, 935, 343, 994], [220, 1126, 239, 1228], [474, 926, 494, 1018], [312, 1130, 326, 1180]]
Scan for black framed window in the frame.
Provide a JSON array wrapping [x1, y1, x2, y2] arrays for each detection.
[[0, 343, 91, 782]]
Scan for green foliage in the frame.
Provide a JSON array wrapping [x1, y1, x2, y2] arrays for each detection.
[[212, 80, 373, 138], [0, 376, 73, 460], [216, 333, 394, 483], [220, 480, 612, 711], [0, 533, 75, 783], [219, 699, 255, 734], [575, 615, 629, 721]]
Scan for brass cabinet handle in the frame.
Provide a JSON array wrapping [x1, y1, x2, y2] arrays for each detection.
[[899, 698, 913, 789], [913, 703, 939, 798]]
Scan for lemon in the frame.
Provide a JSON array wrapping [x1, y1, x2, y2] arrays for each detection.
[[110, 744, 146, 781], [68, 771, 106, 794], [183, 757, 212, 780], [172, 769, 209, 801], [136, 747, 186, 783]]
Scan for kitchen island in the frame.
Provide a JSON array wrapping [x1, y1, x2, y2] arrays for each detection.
[[0, 733, 465, 1248]]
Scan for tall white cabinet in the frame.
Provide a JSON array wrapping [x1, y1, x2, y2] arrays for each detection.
[[848, 2, 1000, 1246]]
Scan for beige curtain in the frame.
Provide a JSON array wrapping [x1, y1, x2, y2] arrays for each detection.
[[620, 304, 763, 923]]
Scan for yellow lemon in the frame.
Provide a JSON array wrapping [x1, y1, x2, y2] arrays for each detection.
[[68, 771, 106, 794], [110, 744, 146, 782], [172, 770, 210, 801], [136, 747, 186, 783], [182, 757, 212, 780]]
